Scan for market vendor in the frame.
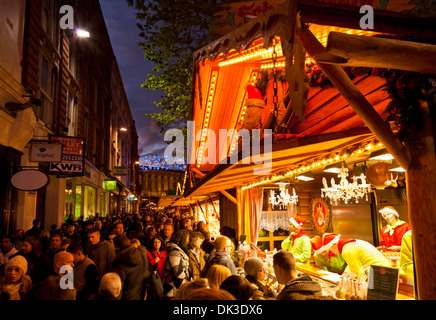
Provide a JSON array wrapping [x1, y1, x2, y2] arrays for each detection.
[[321, 234, 389, 279], [399, 230, 414, 287], [281, 217, 311, 265], [311, 234, 347, 274], [378, 206, 411, 251]]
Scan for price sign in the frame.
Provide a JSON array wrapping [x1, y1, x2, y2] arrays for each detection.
[[367, 265, 399, 300]]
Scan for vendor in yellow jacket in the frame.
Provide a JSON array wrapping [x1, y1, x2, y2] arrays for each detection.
[[281, 217, 311, 265], [321, 234, 389, 279], [399, 230, 414, 287]]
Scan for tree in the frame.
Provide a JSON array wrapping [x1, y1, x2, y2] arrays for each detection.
[[126, 0, 228, 136]]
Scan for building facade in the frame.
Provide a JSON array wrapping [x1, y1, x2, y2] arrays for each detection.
[[0, 0, 139, 235]]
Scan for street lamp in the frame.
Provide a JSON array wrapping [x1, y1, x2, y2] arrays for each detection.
[[75, 28, 90, 38]]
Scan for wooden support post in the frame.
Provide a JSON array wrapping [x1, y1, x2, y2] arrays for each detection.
[[220, 189, 237, 205], [299, 28, 411, 170], [405, 100, 436, 300], [191, 167, 205, 178]]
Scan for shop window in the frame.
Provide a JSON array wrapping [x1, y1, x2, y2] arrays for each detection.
[[84, 185, 96, 219], [257, 188, 291, 251], [64, 178, 73, 220], [75, 185, 82, 218]]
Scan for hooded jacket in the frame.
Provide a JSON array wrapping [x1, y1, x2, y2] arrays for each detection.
[[277, 272, 322, 300], [111, 245, 150, 300], [201, 251, 237, 277], [162, 242, 190, 298]]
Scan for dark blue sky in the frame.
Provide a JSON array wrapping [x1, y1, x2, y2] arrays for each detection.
[[100, 0, 167, 156]]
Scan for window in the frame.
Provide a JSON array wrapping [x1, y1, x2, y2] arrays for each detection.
[[66, 92, 78, 136], [257, 188, 292, 251], [38, 55, 55, 127]]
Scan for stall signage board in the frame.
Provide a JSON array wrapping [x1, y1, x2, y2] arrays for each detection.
[[104, 180, 117, 191], [367, 265, 399, 300], [113, 166, 127, 176], [49, 136, 84, 176], [30, 142, 63, 162]]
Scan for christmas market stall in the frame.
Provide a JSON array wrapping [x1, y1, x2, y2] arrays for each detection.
[[184, 0, 436, 299]]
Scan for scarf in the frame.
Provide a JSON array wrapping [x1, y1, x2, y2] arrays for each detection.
[[328, 251, 337, 264], [291, 229, 308, 247], [384, 220, 406, 236]]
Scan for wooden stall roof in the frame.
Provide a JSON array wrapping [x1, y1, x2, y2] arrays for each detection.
[[186, 0, 436, 196], [157, 194, 216, 207], [185, 127, 374, 197]]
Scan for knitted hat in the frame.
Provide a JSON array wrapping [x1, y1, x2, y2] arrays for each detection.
[[311, 235, 323, 252], [6, 255, 28, 275], [245, 85, 265, 108], [289, 217, 306, 229], [113, 234, 131, 249], [379, 206, 399, 217], [315, 233, 340, 254], [244, 257, 264, 277]]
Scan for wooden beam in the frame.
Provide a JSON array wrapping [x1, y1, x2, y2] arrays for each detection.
[[191, 167, 205, 178], [314, 32, 436, 74], [219, 189, 237, 205], [299, 27, 411, 170], [297, 0, 436, 40], [405, 99, 436, 300]]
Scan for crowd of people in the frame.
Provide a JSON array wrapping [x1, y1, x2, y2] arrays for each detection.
[[0, 205, 412, 301], [0, 208, 326, 301]]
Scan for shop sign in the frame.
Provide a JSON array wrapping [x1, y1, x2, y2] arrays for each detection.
[[11, 169, 49, 191], [113, 166, 127, 176], [104, 180, 117, 191], [30, 141, 63, 162], [48, 136, 84, 176], [128, 194, 138, 201]]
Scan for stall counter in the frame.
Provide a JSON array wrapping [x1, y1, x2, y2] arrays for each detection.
[[296, 263, 414, 300]]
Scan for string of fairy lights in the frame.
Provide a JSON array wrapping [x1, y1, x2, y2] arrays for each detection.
[[241, 140, 384, 190]]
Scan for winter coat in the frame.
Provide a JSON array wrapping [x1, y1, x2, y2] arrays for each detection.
[[111, 245, 150, 300], [188, 248, 205, 280], [277, 272, 322, 300], [147, 249, 166, 280], [201, 251, 237, 277], [162, 242, 191, 298], [16, 251, 50, 285], [26, 273, 76, 300], [87, 240, 116, 281]]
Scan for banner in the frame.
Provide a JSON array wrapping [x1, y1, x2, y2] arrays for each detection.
[[49, 136, 85, 176]]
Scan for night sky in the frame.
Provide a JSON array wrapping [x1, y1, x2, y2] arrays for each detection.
[[100, 0, 167, 156]]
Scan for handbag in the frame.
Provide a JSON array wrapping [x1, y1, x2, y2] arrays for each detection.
[[150, 270, 164, 300]]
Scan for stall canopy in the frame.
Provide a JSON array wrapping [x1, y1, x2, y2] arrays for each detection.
[[185, 0, 436, 299], [185, 127, 375, 197]]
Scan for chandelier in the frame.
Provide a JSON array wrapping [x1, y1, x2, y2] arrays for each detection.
[[269, 181, 298, 209], [321, 165, 371, 205]]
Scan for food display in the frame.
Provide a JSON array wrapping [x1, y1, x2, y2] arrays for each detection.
[[335, 272, 367, 300]]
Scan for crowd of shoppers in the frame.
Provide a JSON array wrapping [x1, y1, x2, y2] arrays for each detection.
[[0, 209, 324, 301]]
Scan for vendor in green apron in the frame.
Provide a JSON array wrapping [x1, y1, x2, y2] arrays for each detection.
[[281, 217, 311, 265], [311, 234, 347, 274]]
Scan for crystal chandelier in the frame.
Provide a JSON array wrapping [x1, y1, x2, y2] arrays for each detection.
[[321, 165, 371, 205], [269, 181, 298, 209]]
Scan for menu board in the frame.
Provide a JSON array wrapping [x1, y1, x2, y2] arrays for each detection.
[[367, 265, 399, 300]]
